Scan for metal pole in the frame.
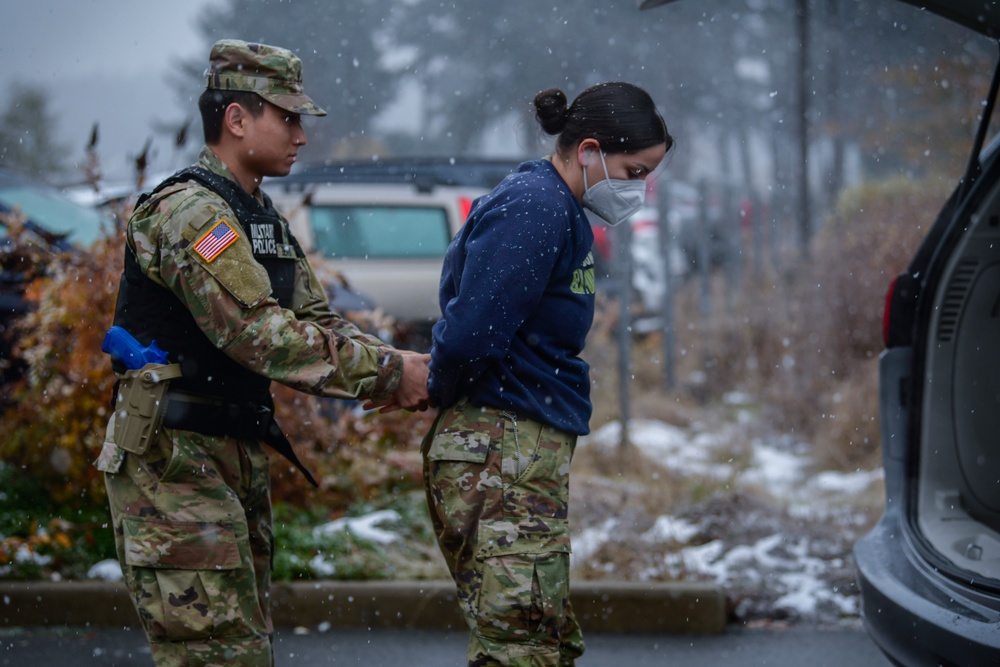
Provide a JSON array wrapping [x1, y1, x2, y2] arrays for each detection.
[[697, 179, 712, 318], [725, 184, 743, 304], [657, 182, 676, 390], [751, 194, 763, 279], [796, 0, 812, 256], [614, 217, 633, 450]]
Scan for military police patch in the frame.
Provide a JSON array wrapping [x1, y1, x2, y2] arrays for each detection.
[[193, 219, 239, 262]]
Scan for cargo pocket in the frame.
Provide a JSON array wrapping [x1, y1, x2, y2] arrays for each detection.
[[499, 413, 544, 484], [426, 400, 497, 464], [122, 517, 253, 640], [475, 519, 571, 644]]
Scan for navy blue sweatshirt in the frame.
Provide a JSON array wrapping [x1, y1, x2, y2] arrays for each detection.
[[427, 159, 596, 435]]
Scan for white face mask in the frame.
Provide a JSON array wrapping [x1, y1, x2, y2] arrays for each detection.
[[581, 150, 647, 226]]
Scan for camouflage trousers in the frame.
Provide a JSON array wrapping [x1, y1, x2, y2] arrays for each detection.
[[422, 399, 585, 666], [99, 416, 274, 667]]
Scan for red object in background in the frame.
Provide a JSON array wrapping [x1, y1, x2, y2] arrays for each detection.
[[592, 224, 611, 260], [459, 196, 474, 225]]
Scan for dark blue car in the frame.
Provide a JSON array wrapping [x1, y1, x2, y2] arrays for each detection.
[[642, 0, 1000, 663], [851, 2, 1000, 662]]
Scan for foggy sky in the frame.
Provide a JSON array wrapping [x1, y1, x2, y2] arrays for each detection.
[[0, 0, 215, 182]]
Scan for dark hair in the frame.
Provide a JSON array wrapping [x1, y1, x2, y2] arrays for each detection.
[[534, 82, 672, 156], [198, 89, 266, 144]]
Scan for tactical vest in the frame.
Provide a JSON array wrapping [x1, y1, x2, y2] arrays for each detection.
[[111, 167, 305, 404]]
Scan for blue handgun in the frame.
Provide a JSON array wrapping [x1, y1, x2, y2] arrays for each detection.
[[101, 326, 169, 370]]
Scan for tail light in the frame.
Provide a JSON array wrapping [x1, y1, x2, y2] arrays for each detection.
[[458, 196, 474, 225], [592, 225, 611, 260]]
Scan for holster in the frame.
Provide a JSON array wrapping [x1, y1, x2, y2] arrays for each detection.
[[111, 369, 319, 488], [112, 362, 183, 456]]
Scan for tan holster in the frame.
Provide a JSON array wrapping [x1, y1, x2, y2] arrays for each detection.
[[112, 362, 183, 456]]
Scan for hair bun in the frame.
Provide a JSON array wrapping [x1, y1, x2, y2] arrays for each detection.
[[533, 88, 569, 135]]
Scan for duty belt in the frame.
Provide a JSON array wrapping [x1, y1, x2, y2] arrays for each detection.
[[161, 391, 319, 487]]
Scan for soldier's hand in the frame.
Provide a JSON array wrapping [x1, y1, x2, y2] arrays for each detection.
[[364, 351, 430, 413]]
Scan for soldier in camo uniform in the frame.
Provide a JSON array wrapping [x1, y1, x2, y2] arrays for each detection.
[[94, 39, 429, 667], [424, 83, 672, 666]]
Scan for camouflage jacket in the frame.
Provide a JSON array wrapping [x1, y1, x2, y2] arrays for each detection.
[[122, 146, 402, 401]]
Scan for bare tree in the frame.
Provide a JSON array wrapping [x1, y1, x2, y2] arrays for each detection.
[[180, 0, 405, 162]]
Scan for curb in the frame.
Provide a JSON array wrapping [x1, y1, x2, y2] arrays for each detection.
[[0, 580, 727, 634]]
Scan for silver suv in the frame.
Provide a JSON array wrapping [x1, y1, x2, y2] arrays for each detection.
[[264, 159, 517, 325]]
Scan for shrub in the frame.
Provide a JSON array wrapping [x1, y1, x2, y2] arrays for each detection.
[[1, 227, 122, 508], [660, 177, 949, 468], [2, 217, 434, 516], [0, 461, 116, 580], [270, 492, 445, 582]]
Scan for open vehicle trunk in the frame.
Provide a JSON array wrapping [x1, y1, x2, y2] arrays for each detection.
[[909, 48, 1000, 585], [643, 0, 1000, 663]]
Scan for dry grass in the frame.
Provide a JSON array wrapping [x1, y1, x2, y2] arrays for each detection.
[[586, 177, 949, 473], [569, 442, 718, 582], [563, 177, 946, 591]]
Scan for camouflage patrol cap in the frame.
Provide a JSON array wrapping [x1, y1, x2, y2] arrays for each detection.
[[205, 39, 327, 116]]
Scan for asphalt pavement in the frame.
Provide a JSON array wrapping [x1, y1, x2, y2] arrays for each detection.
[[0, 580, 729, 634], [0, 580, 893, 665], [0, 624, 892, 666]]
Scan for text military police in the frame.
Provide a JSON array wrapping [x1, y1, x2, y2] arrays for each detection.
[[94, 39, 431, 667]]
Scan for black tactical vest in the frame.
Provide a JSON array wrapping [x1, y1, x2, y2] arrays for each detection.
[[111, 167, 305, 404]]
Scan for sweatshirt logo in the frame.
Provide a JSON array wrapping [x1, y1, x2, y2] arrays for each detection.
[[570, 251, 596, 295]]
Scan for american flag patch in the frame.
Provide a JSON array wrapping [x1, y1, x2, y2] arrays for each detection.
[[193, 220, 238, 262]]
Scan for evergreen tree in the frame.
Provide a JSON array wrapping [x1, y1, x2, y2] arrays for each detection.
[[0, 83, 68, 180]]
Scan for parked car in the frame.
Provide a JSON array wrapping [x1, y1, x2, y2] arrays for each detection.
[[591, 176, 732, 332], [850, 23, 1000, 667], [0, 169, 108, 249], [263, 158, 519, 344], [589, 180, 676, 323], [852, 2, 1000, 664], [642, 0, 1000, 664]]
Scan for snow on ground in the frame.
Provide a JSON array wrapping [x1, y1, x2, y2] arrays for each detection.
[[77, 403, 882, 625], [575, 410, 883, 625], [308, 509, 405, 577], [313, 510, 402, 544], [87, 559, 123, 581]]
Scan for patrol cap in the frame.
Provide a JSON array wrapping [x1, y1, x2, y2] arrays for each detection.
[[205, 39, 327, 116]]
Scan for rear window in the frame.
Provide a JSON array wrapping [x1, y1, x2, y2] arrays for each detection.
[[309, 205, 451, 259]]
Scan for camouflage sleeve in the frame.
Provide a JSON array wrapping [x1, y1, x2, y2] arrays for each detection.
[[289, 252, 386, 348], [130, 187, 402, 401]]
